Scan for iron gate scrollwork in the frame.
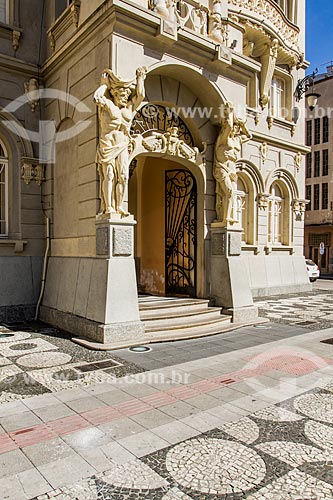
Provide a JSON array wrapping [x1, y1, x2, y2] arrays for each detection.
[[165, 169, 197, 297]]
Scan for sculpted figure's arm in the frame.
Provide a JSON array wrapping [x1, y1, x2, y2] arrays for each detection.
[[93, 72, 110, 106], [237, 118, 252, 144], [131, 66, 148, 111]]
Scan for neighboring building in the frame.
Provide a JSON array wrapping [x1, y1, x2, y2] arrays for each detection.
[[0, 0, 310, 345], [304, 66, 333, 275]]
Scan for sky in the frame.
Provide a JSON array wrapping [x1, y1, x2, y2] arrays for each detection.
[[306, 0, 333, 74]]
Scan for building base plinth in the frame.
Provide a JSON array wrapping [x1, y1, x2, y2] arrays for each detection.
[[210, 224, 258, 323], [40, 305, 145, 344], [222, 305, 259, 323]]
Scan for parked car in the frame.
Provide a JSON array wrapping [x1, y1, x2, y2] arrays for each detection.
[[306, 259, 320, 282]]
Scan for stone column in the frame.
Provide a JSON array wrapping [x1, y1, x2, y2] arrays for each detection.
[[94, 214, 145, 343], [210, 222, 258, 323]]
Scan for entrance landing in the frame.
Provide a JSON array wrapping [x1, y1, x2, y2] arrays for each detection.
[[73, 297, 265, 350]]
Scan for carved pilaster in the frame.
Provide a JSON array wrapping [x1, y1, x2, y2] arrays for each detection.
[[260, 38, 279, 109]]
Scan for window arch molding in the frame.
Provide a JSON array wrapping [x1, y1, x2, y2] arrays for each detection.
[[0, 111, 34, 239], [236, 161, 263, 245], [267, 179, 291, 246], [265, 168, 299, 200]]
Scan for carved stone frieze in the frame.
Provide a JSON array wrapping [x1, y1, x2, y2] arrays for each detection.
[[129, 127, 205, 170], [137, 126, 202, 163]]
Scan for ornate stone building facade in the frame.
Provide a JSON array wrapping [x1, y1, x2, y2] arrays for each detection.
[[0, 0, 310, 344]]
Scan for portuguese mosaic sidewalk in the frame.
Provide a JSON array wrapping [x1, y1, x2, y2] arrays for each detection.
[[1, 308, 333, 499]]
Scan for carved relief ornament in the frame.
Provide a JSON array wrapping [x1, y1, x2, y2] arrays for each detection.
[[260, 38, 279, 109], [131, 127, 205, 165], [257, 193, 270, 210]]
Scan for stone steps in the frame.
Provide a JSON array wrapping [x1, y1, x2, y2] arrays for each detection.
[[139, 296, 231, 336]]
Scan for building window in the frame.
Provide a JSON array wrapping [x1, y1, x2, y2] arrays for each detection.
[[314, 184, 320, 210], [268, 183, 284, 245], [309, 233, 329, 246], [314, 151, 320, 177], [0, 140, 8, 237], [0, 0, 9, 23], [270, 77, 285, 119], [323, 116, 329, 143], [55, 0, 71, 19], [314, 118, 321, 145], [323, 149, 329, 176], [306, 185, 311, 211], [322, 183, 328, 210], [235, 177, 248, 243], [306, 153, 312, 178], [306, 120, 312, 146]]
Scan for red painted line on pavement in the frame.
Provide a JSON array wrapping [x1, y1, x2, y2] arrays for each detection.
[[1, 349, 328, 453]]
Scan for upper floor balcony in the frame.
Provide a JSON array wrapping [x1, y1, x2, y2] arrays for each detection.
[[146, 0, 301, 62], [227, 0, 300, 52]]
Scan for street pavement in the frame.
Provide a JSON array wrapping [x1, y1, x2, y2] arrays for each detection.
[[0, 281, 333, 499]]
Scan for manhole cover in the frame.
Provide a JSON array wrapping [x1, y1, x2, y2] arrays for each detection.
[[76, 359, 122, 372], [0, 333, 14, 339], [129, 346, 151, 353]]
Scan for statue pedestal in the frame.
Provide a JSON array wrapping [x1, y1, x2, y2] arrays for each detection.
[[90, 215, 144, 343], [210, 222, 258, 323]]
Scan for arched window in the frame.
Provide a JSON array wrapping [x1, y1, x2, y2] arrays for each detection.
[[235, 177, 248, 243], [268, 183, 285, 244], [0, 140, 8, 237]]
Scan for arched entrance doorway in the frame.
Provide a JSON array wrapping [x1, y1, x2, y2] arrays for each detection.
[[128, 104, 204, 298]]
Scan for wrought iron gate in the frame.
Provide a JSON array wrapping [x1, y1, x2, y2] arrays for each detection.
[[165, 169, 197, 297]]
